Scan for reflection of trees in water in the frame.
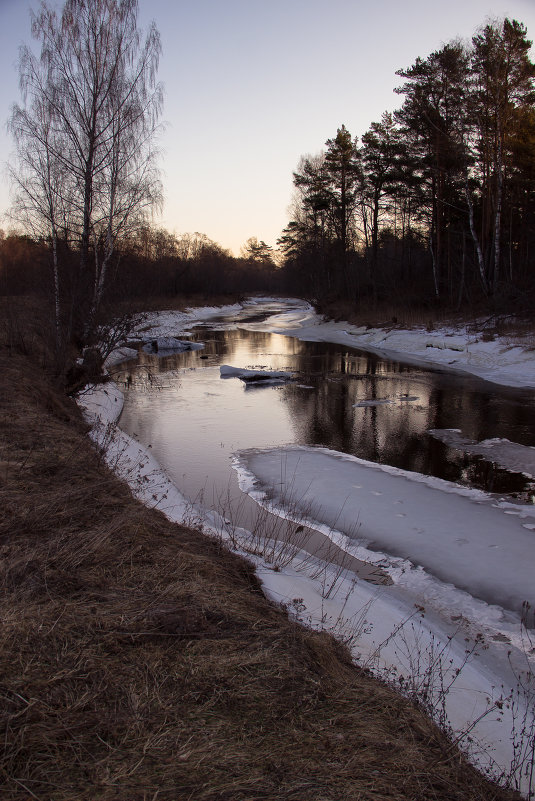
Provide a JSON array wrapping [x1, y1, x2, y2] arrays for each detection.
[[280, 352, 535, 496], [115, 325, 535, 497], [427, 383, 535, 447]]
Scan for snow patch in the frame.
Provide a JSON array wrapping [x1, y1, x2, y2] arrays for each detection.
[[104, 346, 138, 368]]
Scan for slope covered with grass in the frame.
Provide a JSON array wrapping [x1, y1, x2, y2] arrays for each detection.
[[0, 298, 522, 800]]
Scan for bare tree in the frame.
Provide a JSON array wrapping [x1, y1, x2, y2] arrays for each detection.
[[9, 0, 163, 366]]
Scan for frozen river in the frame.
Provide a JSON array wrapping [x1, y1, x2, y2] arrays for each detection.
[[114, 298, 535, 616], [117, 303, 535, 502]]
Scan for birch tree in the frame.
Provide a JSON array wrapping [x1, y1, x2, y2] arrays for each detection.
[[9, 0, 163, 362]]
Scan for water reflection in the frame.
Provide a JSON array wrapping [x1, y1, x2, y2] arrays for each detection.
[[114, 326, 535, 504]]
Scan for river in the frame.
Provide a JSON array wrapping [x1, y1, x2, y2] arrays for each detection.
[[115, 300, 535, 509], [104, 297, 535, 791]]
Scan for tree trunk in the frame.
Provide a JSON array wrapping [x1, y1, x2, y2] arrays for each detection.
[[492, 125, 504, 292], [465, 180, 489, 295]]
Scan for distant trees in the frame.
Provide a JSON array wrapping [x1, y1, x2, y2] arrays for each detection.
[[279, 17, 535, 312], [0, 233, 47, 296], [0, 221, 282, 323], [9, 0, 163, 368]]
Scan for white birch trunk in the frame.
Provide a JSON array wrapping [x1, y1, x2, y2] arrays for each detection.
[[465, 180, 489, 295]]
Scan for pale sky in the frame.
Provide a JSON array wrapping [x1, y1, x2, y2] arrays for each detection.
[[1, 0, 535, 255]]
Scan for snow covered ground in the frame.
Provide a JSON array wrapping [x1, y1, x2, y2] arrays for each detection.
[[82, 297, 535, 795]]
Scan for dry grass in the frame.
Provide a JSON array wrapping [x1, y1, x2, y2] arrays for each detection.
[[316, 298, 462, 331], [114, 291, 243, 316], [0, 297, 523, 800], [317, 298, 535, 342], [481, 316, 535, 350]]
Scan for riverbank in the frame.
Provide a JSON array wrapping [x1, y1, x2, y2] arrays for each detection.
[[95, 296, 535, 794], [0, 295, 525, 800], [252, 297, 535, 389]]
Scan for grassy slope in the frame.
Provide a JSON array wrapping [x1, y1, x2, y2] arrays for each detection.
[[0, 299, 522, 801]]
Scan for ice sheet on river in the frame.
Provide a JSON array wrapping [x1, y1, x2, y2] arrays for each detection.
[[429, 429, 535, 480], [234, 445, 535, 617]]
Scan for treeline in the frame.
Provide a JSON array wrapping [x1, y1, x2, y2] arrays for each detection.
[[0, 225, 282, 388], [278, 18, 535, 312], [0, 227, 281, 304]]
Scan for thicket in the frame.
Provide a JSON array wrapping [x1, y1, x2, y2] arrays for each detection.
[[0, 226, 282, 386]]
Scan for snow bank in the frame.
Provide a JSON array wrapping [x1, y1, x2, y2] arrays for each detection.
[[234, 444, 535, 631], [104, 346, 138, 368], [233, 443, 535, 794], [135, 302, 243, 340], [237, 299, 535, 389]]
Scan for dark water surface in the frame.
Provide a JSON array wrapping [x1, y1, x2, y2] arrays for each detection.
[[114, 311, 535, 511]]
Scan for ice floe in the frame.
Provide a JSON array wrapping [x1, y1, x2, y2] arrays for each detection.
[[429, 429, 535, 479], [220, 364, 293, 384], [353, 398, 393, 407], [142, 337, 204, 354], [233, 444, 535, 619]]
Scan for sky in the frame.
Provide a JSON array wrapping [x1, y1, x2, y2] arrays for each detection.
[[1, 0, 535, 255]]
